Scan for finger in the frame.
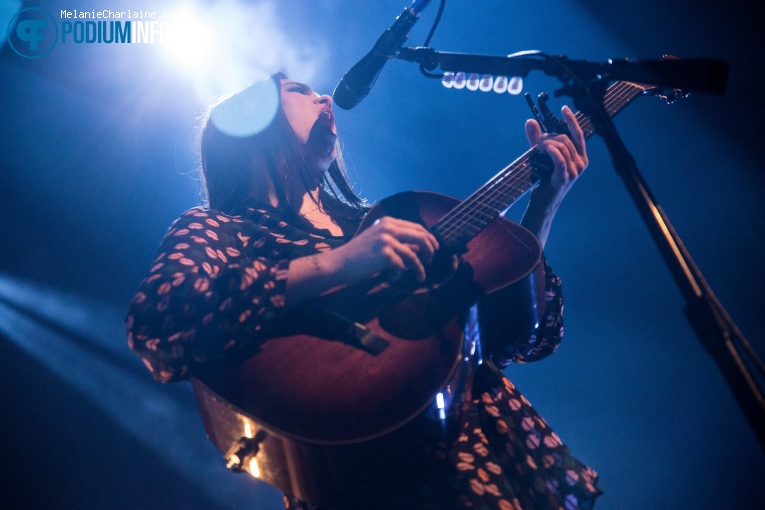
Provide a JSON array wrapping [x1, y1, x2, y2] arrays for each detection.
[[380, 244, 408, 273], [543, 141, 584, 185], [545, 134, 585, 171], [400, 222, 439, 258], [379, 236, 425, 279], [392, 242, 427, 282], [540, 142, 567, 175], [561, 105, 587, 164], [402, 231, 438, 264], [379, 218, 439, 262], [525, 119, 542, 147], [404, 242, 437, 265]]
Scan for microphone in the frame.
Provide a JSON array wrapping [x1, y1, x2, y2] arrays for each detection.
[[333, 0, 432, 109]]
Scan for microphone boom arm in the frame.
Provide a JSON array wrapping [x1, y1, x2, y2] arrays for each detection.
[[394, 47, 729, 96]]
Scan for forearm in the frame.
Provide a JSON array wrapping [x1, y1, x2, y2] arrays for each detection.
[[286, 251, 349, 306], [520, 187, 563, 248], [126, 208, 293, 382], [127, 255, 291, 381]]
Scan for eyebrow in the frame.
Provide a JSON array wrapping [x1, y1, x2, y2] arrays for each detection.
[[281, 81, 308, 90], [281, 81, 322, 97]]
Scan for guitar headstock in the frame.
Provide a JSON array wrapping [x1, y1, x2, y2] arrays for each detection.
[[631, 55, 690, 104]]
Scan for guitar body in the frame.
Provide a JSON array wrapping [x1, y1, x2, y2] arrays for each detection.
[[199, 190, 544, 440], [193, 191, 545, 506]]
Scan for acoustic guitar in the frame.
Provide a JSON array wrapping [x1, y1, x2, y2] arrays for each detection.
[[192, 78, 665, 506]]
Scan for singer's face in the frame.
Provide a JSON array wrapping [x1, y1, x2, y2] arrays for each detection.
[[280, 80, 337, 174]]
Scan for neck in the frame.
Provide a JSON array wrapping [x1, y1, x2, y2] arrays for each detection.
[[297, 189, 344, 236], [297, 187, 321, 215]]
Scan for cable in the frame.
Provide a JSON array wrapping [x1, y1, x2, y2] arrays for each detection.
[[419, 0, 446, 79]]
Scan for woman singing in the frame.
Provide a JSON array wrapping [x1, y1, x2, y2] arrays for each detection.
[[126, 71, 601, 509]]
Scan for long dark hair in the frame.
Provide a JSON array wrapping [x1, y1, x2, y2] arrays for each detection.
[[197, 72, 367, 222]]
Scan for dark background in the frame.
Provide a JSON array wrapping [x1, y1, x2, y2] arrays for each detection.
[[1, 1, 763, 509]]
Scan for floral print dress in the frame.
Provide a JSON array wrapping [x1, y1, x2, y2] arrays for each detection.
[[126, 203, 602, 510]]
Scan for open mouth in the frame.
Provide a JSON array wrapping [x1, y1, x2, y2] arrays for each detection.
[[318, 109, 335, 131], [308, 111, 338, 157]]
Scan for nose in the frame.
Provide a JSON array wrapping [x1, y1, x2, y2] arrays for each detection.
[[316, 94, 333, 109]]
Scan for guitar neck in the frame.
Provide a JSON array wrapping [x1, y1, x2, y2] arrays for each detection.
[[432, 80, 649, 247]]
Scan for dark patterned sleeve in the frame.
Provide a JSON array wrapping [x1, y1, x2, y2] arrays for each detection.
[[125, 207, 290, 383], [477, 259, 564, 369]]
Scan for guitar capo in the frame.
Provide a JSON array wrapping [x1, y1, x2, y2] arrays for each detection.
[[524, 91, 571, 137]]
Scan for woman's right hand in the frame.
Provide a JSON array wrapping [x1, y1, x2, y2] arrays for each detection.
[[286, 216, 439, 306], [330, 216, 439, 284]]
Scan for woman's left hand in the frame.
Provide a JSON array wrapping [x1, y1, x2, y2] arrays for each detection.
[[520, 105, 588, 247], [525, 104, 588, 209]]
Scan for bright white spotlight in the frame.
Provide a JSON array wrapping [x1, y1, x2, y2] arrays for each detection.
[[158, 0, 329, 105], [162, 11, 216, 72]]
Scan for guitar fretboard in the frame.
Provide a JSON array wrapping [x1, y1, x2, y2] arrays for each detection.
[[432, 81, 648, 247]]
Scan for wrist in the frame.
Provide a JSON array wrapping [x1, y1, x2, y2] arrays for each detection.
[[530, 180, 564, 206], [521, 191, 561, 248], [526, 195, 561, 220], [318, 247, 351, 284]]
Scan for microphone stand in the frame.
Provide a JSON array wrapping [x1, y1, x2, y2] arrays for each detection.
[[569, 74, 765, 454], [396, 48, 765, 451]]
